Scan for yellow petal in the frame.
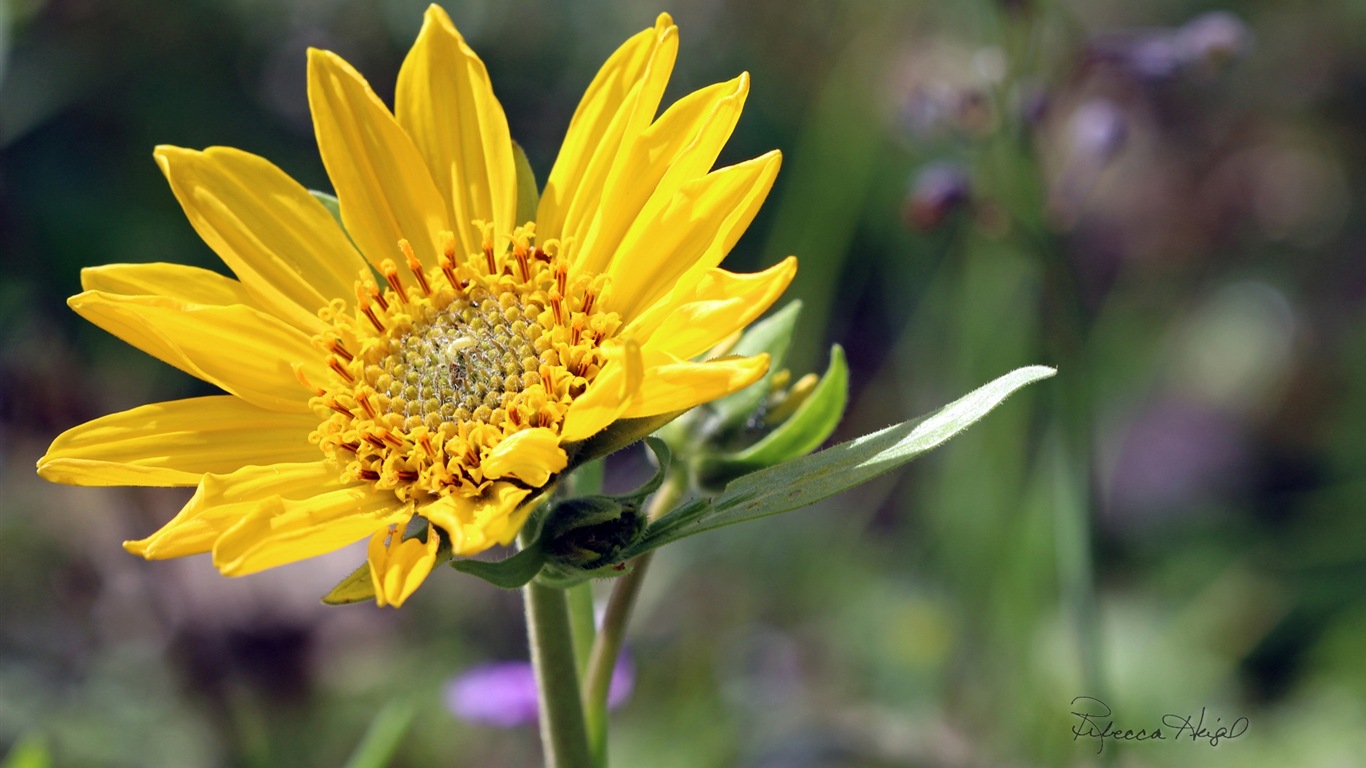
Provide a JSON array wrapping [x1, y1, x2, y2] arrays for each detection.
[[423, 482, 531, 556], [213, 484, 407, 576], [126, 461, 343, 559], [576, 74, 749, 279], [539, 14, 677, 245], [605, 150, 782, 321], [69, 291, 321, 413], [81, 262, 256, 307], [154, 146, 364, 332], [560, 337, 644, 442], [367, 523, 440, 607], [624, 353, 770, 419], [628, 257, 797, 359], [481, 427, 567, 487], [396, 5, 515, 256], [308, 48, 449, 270], [38, 396, 318, 487]]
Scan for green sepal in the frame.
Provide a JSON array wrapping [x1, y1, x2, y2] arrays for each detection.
[[310, 190, 344, 229], [536, 438, 669, 583], [623, 366, 1056, 559], [322, 562, 378, 605], [512, 140, 539, 226], [563, 411, 683, 470], [694, 344, 849, 488], [537, 560, 635, 588], [542, 497, 642, 569], [450, 536, 549, 589], [606, 437, 671, 505], [702, 300, 802, 433]]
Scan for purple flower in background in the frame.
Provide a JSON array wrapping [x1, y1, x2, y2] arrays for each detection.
[[447, 655, 634, 727], [1070, 99, 1129, 165], [1106, 398, 1248, 524], [905, 162, 972, 231], [1087, 10, 1250, 82], [1175, 11, 1252, 73]]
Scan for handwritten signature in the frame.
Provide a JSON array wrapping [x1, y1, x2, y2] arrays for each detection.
[[1069, 696, 1248, 753]]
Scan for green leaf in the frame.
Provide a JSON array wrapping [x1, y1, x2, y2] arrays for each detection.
[[705, 300, 803, 431], [695, 344, 848, 487], [451, 536, 548, 589], [322, 562, 377, 605], [627, 366, 1056, 556], [310, 190, 344, 229], [513, 140, 539, 226]]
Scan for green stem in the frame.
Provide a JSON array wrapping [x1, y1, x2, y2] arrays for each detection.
[[567, 582, 597, 674], [581, 471, 687, 767], [525, 576, 594, 768]]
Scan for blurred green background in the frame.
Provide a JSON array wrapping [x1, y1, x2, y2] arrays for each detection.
[[3, 0, 1365, 765]]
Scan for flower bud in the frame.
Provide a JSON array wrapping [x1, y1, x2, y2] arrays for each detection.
[[542, 496, 647, 570]]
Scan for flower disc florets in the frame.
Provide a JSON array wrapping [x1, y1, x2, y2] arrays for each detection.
[[306, 224, 619, 505]]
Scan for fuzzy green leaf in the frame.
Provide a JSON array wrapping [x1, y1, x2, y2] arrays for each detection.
[[628, 365, 1056, 555], [451, 537, 548, 589]]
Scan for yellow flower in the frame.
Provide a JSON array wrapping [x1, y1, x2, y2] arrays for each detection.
[[36, 6, 795, 607]]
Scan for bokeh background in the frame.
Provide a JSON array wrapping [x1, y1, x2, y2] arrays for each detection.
[[4, 0, 1366, 765]]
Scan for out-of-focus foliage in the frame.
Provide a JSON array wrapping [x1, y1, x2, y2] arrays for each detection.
[[3, 0, 1366, 766]]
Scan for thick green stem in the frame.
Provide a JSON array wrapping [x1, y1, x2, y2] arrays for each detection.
[[567, 582, 597, 674], [524, 577, 593, 768], [581, 471, 687, 767]]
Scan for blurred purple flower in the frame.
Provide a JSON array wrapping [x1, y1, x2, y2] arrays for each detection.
[[1175, 11, 1252, 72], [1106, 398, 1248, 522], [905, 162, 971, 231], [447, 655, 634, 727], [1069, 99, 1128, 165], [1087, 10, 1250, 82]]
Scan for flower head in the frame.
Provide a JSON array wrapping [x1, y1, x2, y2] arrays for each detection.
[[37, 6, 795, 606]]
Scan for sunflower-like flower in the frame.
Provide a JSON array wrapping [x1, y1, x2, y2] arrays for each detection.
[[36, 6, 795, 606]]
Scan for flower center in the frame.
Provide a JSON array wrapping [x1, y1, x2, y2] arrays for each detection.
[[304, 224, 619, 503], [378, 286, 541, 430]]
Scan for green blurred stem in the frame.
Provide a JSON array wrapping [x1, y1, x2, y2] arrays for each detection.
[[342, 699, 416, 768], [1040, 239, 1108, 709], [581, 470, 687, 768], [524, 562, 593, 768]]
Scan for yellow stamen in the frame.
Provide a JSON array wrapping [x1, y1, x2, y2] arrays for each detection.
[[308, 224, 622, 506]]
